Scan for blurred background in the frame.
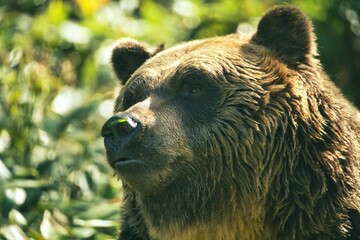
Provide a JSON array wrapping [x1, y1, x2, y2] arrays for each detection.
[[0, 0, 359, 239]]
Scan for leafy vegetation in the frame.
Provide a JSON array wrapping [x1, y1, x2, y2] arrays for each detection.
[[1, 0, 359, 239]]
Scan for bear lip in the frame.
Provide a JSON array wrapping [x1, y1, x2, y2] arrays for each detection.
[[112, 158, 141, 169], [113, 157, 130, 165]]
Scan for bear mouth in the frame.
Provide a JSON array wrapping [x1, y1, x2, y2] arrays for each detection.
[[112, 158, 141, 169]]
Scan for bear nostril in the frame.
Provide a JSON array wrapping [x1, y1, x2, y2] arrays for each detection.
[[111, 117, 138, 139], [101, 115, 139, 141]]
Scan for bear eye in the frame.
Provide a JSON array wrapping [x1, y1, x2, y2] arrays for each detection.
[[188, 85, 203, 95], [123, 89, 144, 109], [181, 83, 204, 97], [122, 91, 135, 109]]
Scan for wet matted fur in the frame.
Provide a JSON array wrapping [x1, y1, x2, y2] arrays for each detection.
[[102, 6, 360, 240]]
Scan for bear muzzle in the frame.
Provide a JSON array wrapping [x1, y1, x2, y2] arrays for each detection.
[[101, 113, 142, 169]]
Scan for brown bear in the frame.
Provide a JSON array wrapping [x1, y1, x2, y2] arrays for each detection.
[[101, 6, 360, 240]]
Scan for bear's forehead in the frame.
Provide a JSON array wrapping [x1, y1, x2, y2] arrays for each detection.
[[150, 34, 246, 66], [131, 34, 251, 87]]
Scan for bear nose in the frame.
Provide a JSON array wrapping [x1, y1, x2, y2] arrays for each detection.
[[101, 114, 140, 142]]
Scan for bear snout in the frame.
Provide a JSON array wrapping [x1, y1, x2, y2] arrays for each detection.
[[101, 113, 141, 146], [101, 113, 144, 171]]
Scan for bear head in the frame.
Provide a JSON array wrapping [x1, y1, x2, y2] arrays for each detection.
[[101, 6, 360, 240]]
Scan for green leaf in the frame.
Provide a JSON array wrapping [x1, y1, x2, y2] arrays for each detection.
[[40, 210, 68, 239], [0, 225, 28, 240], [70, 227, 96, 238], [4, 179, 53, 189], [47, 0, 68, 24], [109, 117, 128, 126], [73, 201, 119, 220], [4, 188, 26, 206], [0, 159, 12, 180], [8, 209, 27, 226], [73, 218, 118, 228]]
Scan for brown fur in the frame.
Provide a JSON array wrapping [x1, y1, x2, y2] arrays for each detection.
[[101, 6, 360, 240]]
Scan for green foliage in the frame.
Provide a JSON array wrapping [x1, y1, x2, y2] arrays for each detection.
[[0, 0, 120, 238], [0, 0, 359, 239]]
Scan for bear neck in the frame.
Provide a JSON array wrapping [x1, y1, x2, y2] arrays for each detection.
[[129, 172, 270, 240]]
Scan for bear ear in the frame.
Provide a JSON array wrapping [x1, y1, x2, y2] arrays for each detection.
[[111, 38, 163, 85], [251, 6, 317, 67]]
